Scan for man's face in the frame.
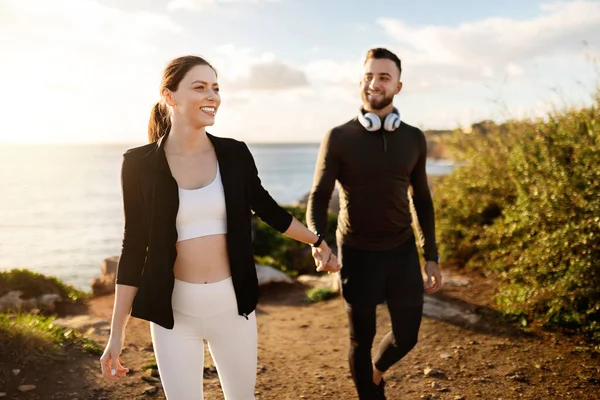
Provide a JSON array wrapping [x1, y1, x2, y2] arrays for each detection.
[[360, 58, 402, 111]]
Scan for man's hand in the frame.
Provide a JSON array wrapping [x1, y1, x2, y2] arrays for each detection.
[[312, 241, 340, 273], [424, 261, 442, 294]]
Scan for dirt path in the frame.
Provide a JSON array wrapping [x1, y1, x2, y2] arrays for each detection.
[[4, 267, 599, 400]]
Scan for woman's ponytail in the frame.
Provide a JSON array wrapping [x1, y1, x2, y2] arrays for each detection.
[[148, 102, 171, 143]]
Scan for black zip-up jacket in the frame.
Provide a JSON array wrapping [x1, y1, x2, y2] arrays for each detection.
[[307, 118, 439, 262], [115, 132, 293, 329]]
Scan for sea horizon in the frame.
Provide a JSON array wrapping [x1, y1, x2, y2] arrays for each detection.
[[0, 142, 454, 291]]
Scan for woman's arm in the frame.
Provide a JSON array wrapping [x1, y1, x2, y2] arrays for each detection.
[[100, 154, 148, 379], [100, 284, 135, 380], [241, 142, 338, 271], [109, 284, 137, 338]]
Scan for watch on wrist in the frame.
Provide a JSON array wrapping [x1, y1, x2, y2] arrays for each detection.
[[311, 234, 324, 248]]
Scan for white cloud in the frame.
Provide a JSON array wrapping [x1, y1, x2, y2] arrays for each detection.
[[1, 0, 598, 143], [304, 58, 363, 87], [167, 0, 279, 11], [506, 63, 524, 76], [377, 1, 600, 90], [197, 45, 360, 142], [231, 61, 308, 90]]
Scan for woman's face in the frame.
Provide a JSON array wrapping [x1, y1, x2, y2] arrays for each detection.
[[166, 64, 221, 129]]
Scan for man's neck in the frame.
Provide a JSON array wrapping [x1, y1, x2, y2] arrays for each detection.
[[364, 103, 395, 119]]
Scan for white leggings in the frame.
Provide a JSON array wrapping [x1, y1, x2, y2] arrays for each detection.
[[150, 277, 257, 400]]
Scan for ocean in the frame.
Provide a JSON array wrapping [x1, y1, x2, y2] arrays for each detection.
[[0, 143, 454, 290]]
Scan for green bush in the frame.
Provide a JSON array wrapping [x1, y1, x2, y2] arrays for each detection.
[[0, 313, 101, 366], [252, 204, 338, 277], [433, 91, 600, 340], [0, 269, 90, 304], [305, 287, 337, 303]]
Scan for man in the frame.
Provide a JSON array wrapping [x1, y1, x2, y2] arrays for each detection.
[[306, 47, 442, 400]]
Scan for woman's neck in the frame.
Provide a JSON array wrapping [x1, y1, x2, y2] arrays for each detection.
[[166, 120, 212, 156]]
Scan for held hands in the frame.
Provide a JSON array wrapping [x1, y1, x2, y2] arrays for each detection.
[[312, 241, 341, 273], [100, 334, 129, 381]]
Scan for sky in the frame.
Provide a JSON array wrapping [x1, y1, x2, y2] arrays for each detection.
[[0, 0, 599, 144]]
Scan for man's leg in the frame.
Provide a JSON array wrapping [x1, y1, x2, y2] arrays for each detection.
[[347, 301, 379, 400], [373, 237, 425, 379], [373, 300, 423, 373], [339, 243, 387, 399]]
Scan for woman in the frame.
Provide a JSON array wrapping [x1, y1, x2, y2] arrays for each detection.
[[99, 55, 339, 399]]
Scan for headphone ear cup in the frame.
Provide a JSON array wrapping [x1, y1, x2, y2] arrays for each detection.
[[383, 113, 401, 131], [361, 112, 381, 131]]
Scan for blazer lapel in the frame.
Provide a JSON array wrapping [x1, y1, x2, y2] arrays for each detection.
[[208, 133, 242, 251], [208, 133, 236, 208]]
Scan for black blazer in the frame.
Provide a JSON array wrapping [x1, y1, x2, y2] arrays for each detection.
[[115, 132, 293, 329]]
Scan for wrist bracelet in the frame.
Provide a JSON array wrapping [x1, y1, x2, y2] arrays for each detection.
[[311, 234, 324, 247]]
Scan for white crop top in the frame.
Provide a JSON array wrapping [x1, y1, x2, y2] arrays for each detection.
[[176, 164, 227, 242]]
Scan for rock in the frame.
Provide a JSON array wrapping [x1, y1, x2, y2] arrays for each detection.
[[91, 256, 119, 296], [203, 365, 218, 379], [454, 396, 465, 400], [440, 353, 452, 360], [505, 370, 529, 383], [101, 256, 119, 275], [424, 368, 447, 379], [423, 296, 480, 325], [18, 385, 36, 392], [143, 386, 158, 395], [441, 272, 471, 287], [0, 392, 7, 397], [141, 376, 160, 384], [296, 273, 340, 293], [12, 369, 20, 375], [431, 382, 441, 389], [38, 293, 62, 312], [255, 264, 293, 285], [0, 290, 62, 313]]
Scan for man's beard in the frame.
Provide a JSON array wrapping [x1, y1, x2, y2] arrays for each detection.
[[361, 90, 394, 111]]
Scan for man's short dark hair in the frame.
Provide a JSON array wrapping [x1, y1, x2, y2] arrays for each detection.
[[364, 48, 402, 78]]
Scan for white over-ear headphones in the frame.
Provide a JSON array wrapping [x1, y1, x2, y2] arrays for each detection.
[[357, 107, 401, 132]]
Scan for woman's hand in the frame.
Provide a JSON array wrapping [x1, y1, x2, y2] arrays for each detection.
[[100, 334, 129, 381], [312, 241, 341, 273]]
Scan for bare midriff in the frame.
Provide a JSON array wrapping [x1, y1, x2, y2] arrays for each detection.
[[173, 234, 231, 284]]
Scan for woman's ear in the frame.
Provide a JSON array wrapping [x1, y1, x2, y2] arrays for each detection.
[[162, 88, 175, 107]]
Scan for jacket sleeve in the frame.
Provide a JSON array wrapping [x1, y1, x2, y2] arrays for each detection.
[[410, 130, 439, 262], [242, 142, 293, 233], [115, 154, 148, 287]]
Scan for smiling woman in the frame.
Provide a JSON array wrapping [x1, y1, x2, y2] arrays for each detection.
[[99, 54, 340, 400], [148, 57, 221, 143]]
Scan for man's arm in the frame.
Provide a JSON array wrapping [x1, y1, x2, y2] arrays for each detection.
[[307, 129, 340, 236], [409, 130, 439, 263]]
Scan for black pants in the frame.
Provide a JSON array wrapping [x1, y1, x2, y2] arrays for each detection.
[[339, 236, 424, 400]]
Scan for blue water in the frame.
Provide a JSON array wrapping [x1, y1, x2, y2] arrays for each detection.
[[0, 143, 454, 290]]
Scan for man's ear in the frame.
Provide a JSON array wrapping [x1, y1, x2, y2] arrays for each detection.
[[396, 81, 403, 94]]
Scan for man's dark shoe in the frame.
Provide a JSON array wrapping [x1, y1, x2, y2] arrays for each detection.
[[374, 377, 386, 399]]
